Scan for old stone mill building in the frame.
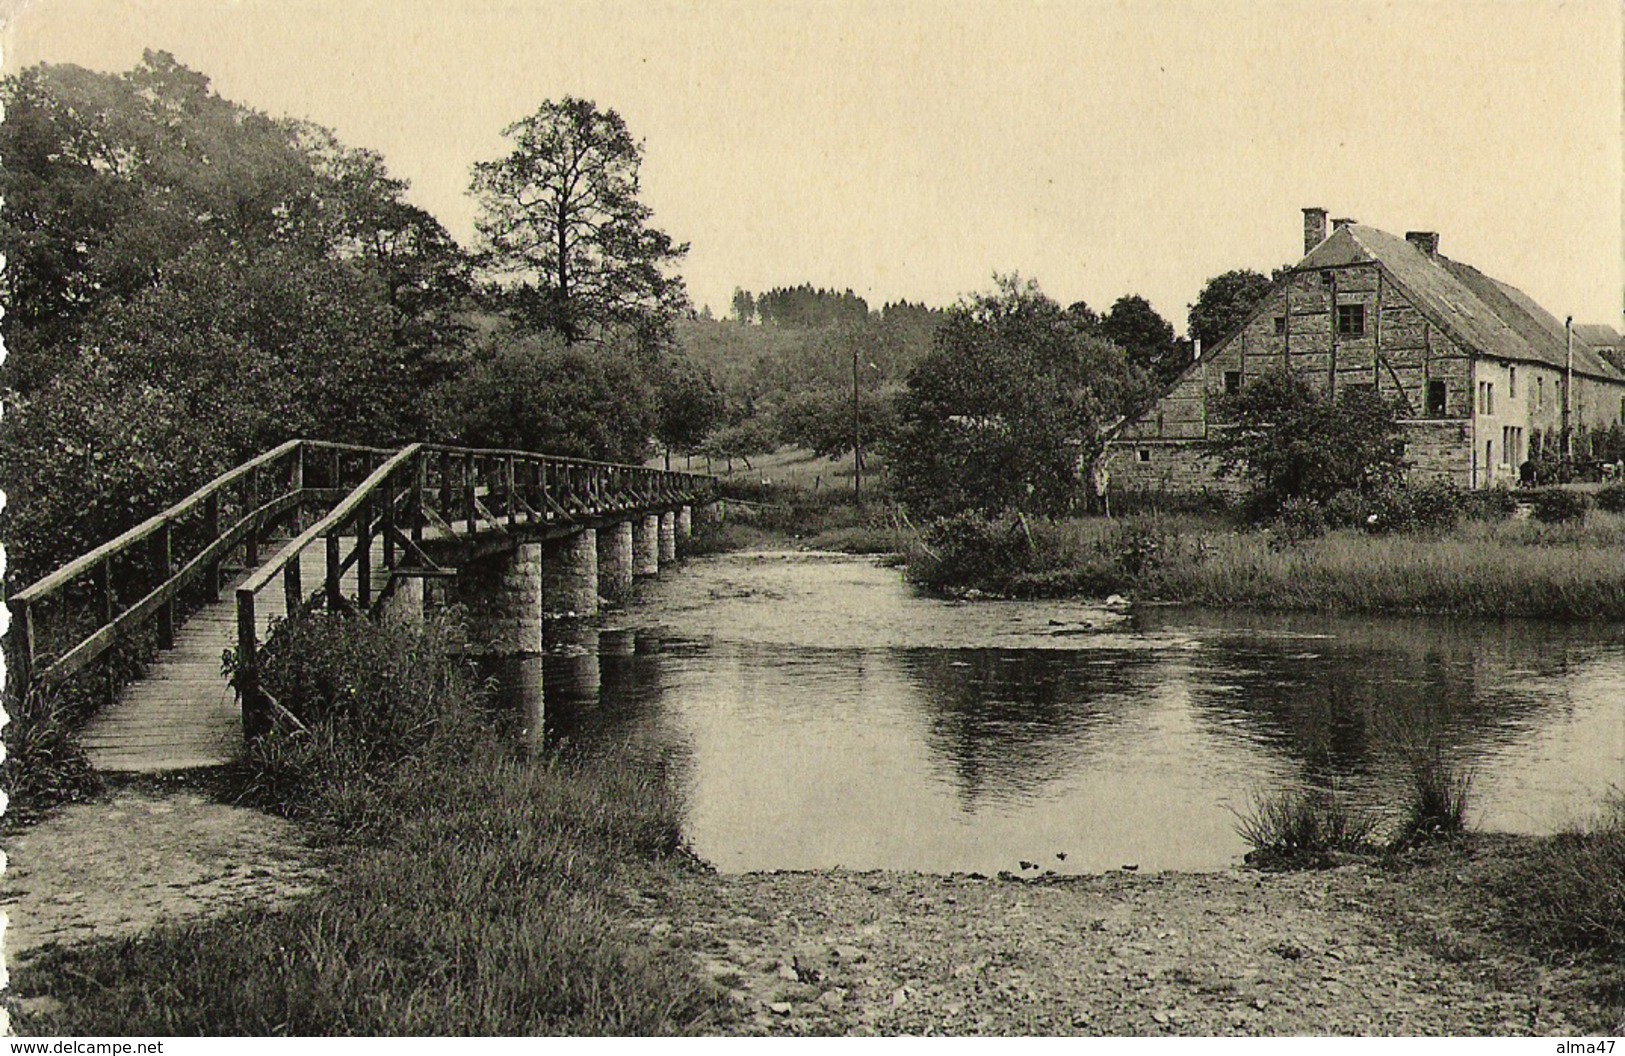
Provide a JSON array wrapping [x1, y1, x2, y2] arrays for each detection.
[[1107, 208, 1625, 494]]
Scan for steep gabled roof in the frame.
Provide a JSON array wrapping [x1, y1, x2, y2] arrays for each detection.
[[1574, 323, 1623, 350], [1300, 225, 1624, 381]]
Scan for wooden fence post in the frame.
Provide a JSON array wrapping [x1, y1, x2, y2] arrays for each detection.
[[465, 453, 478, 536]]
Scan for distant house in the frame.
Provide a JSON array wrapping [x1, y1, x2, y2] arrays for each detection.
[[1107, 208, 1625, 493]]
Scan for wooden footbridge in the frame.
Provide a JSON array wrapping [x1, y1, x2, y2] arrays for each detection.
[[6, 440, 717, 772]]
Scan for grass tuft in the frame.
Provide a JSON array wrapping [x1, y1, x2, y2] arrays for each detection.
[[1233, 784, 1380, 868]]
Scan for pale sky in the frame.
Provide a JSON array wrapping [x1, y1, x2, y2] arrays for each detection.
[[4, 0, 1621, 331]]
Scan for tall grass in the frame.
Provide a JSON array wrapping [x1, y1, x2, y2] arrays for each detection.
[[10, 611, 727, 1036], [1492, 793, 1625, 957], [908, 510, 1625, 618], [1233, 784, 1380, 867]]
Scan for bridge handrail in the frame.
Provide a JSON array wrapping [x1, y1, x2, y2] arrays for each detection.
[[239, 445, 420, 598], [6, 439, 411, 694]]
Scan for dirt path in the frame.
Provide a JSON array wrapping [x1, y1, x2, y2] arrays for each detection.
[[2, 783, 323, 1009], [635, 862, 1622, 1036]]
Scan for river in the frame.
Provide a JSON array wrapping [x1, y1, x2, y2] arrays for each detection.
[[494, 551, 1625, 876]]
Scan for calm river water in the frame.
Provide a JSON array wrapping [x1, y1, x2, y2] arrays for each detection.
[[496, 551, 1625, 876]]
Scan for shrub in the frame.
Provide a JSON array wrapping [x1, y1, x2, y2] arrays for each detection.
[[1405, 482, 1464, 533], [1460, 486, 1520, 522], [1595, 483, 1625, 514], [1269, 497, 1327, 548], [1530, 487, 1590, 525], [226, 609, 489, 829], [909, 511, 1034, 593], [1234, 784, 1379, 868]]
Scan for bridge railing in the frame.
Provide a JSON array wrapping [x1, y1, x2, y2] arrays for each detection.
[[2, 438, 441, 708], [232, 442, 717, 736]]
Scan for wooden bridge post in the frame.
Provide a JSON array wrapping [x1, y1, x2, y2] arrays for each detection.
[[326, 532, 343, 611], [290, 445, 305, 534], [439, 450, 453, 527], [236, 589, 267, 740], [284, 553, 303, 620], [151, 521, 174, 649], [205, 492, 222, 601], [245, 466, 261, 567], [6, 599, 34, 709], [382, 474, 397, 571], [96, 557, 115, 707], [465, 453, 478, 536], [412, 454, 426, 548], [357, 497, 373, 611], [505, 455, 517, 528]]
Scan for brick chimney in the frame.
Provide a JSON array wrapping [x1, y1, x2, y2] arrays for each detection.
[[1303, 207, 1328, 255], [1405, 231, 1440, 257], [1332, 217, 1357, 232]]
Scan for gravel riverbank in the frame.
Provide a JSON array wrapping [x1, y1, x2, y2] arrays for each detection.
[[633, 847, 1625, 1037]]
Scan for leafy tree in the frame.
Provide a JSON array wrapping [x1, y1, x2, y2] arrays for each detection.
[[654, 355, 727, 459], [1100, 295, 1180, 387], [889, 277, 1140, 519], [701, 416, 780, 471], [432, 330, 655, 464], [776, 387, 897, 461], [1207, 370, 1408, 512], [1188, 269, 1273, 351], [470, 97, 688, 344], [730, 288, 757, 324], [0, 53, 474, 580]]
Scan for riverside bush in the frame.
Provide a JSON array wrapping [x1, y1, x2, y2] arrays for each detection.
[[909, 511, 1034, 593], [1595, 483, 1625, 514], [1530, 488, 1590, 525]]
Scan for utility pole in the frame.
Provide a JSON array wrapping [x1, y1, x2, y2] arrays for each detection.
[[852, 344, 863, 505], [1563, 315, 1575, 470]]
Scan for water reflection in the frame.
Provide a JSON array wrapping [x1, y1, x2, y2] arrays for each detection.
[[487, 554, 1624, 874]]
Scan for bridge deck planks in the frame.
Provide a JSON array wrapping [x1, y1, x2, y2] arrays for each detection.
[[80, 538, 382, 773]]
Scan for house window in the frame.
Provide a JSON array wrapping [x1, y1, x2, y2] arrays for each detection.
[[1485, 440, 1494, 479], [1224, 371, 1242, 394], [1620, 395, 1624, 423], [1320, 270, 1334, 286], [1336, 304, 1366, 336], [1509, 366, 1517, 399], [1537, 376, 1545, 410], [1273, 316, 1285, 336], [1137, 449, 1151, 463], [1426, 379, 1447, 416], [1478, 381, 1495, 416]]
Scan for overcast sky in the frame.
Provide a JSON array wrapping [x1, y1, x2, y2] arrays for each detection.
[[5, 0, 1621, 330]]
